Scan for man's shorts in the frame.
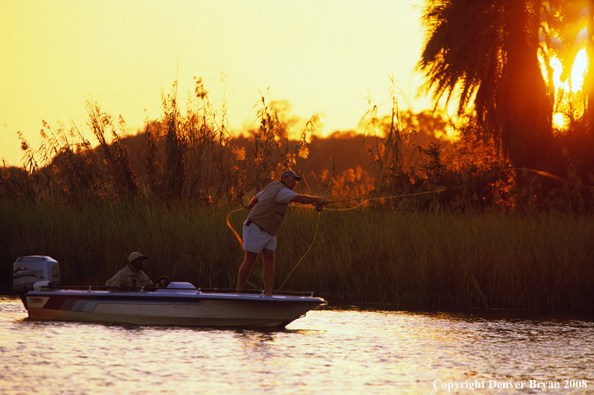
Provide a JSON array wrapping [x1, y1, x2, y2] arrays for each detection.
[[242, 220, 276, 253]]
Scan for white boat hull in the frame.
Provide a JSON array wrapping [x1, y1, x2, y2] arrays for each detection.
[[24, 286, 325, 328]]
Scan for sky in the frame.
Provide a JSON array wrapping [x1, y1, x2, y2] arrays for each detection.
[[0, 0, 431, 167]]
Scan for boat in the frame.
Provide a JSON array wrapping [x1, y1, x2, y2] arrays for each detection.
[[12, 255, 325, 329]]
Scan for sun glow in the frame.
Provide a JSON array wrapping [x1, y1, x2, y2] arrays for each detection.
[[544, 48, 588, 94], [571, 47, 588, 93], [552, 112, 569, 130], [548, 56, 569, 92], [540, 44, 589, 130]]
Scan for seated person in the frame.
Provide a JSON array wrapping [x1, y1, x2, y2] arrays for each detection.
[[106, 252, 170, 290]]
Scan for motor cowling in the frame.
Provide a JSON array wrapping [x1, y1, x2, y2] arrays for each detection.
[[13, 256, 60, 309]]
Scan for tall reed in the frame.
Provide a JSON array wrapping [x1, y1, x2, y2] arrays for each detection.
[[270, 208, 594, 311]]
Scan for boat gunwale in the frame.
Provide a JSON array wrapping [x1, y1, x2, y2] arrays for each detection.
[[25, 288, 326, 304]]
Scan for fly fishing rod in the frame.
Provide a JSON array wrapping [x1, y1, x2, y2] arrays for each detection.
[[330, 187, 447, 203], [312, 187, 447, 211]]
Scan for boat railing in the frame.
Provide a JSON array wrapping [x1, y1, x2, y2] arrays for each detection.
[[198, 288, 318, 297], [32, 284, 176, 293], [31, 283, 319, 297]]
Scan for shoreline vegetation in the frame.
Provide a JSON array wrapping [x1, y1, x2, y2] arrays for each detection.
[[2, 203, 594, 313], [2, 79, 594, 313]]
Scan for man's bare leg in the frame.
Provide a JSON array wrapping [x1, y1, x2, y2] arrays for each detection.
[[261, 248, 275, 296], [236, 250, 259, 292]]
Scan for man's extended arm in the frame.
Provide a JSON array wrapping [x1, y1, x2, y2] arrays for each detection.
[[289, 195, 328, 206]]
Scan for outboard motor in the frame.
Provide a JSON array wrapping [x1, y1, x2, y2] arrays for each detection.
[[13, 256, 60, 309]]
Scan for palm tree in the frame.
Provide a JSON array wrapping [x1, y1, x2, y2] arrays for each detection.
[[418, 0, 554, 170]]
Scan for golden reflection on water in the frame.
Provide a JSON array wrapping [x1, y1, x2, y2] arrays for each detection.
[[1, 297, 593, 394]]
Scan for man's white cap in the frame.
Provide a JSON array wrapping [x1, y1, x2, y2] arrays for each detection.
[[128, 252, 148, 263], [281, 170, 302, 181]]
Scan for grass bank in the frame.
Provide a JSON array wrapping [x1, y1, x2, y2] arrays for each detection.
[[2, 202, 594, 312]]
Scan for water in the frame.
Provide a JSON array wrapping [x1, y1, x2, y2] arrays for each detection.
[[1, 296, 593, 394]]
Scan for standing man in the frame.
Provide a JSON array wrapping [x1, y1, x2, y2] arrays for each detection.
[[237, 170, 328, 296]]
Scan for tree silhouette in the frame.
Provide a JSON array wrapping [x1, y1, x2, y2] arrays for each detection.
[[418, 0, 554, 170]]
